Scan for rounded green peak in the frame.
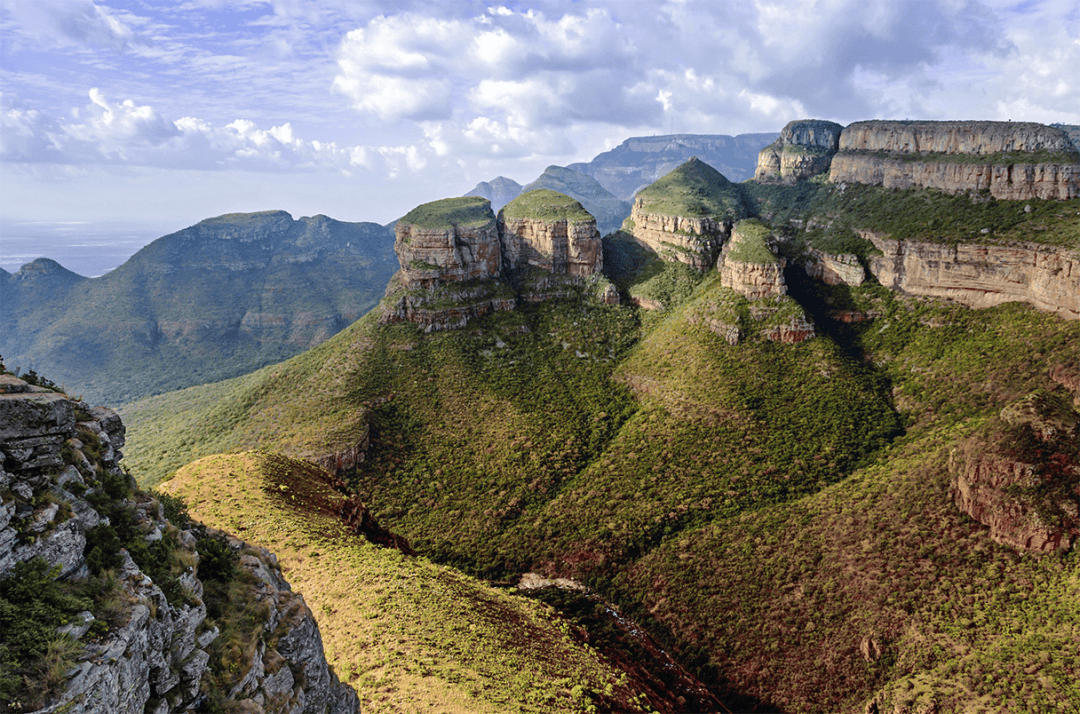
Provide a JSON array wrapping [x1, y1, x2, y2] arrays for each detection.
[[728, 218, 778, 264], [400, 196, 495, 230], [635, 157, 747, 219], [500, 189, 594, 222]]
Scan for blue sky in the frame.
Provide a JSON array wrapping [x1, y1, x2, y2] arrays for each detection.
[[2, 0, 1079, 244]]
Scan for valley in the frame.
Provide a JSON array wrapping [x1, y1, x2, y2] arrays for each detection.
[[3, 119, 1079, 713]]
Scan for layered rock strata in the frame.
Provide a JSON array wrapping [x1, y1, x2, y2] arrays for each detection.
[[803, 249, 866, 286], [865, 232, 1080, 320], [385, 192, 610, 330], [754, 119, 843, 182], [716, 221, 815, 344], [830, 120, 1080, 199], [950, 391, 1080, 553], [627, 209, 730, 271], [0, 375, 359, 714]]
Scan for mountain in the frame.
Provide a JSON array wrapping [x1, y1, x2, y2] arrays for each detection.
[[463, 175, 524, 211], [0, 211, 397, 405], [108, 120, 1080, 711], [568, 132, 779, 198]]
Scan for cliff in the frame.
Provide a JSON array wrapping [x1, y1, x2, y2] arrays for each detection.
[[627, 158, 748, 270], [498, 189, 603, 277], [519, 166, 631, 236], [949, 391, 1080, 553], [385, 193, 614, 330], [865, 232, 1080, 320], [0, 374, 359, 713], [714, 220, 815, 344], [754, 119, 843, 183], [830, 120, 1080, 200]]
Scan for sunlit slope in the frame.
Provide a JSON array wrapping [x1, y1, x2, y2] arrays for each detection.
[[620, 296, 1080, 713], [163, 451, 655, 714]]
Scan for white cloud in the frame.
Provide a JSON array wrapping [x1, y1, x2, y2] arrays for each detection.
[[0, 0, 141, 50]]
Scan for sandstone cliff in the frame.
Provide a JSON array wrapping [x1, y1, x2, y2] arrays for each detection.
[[627, 158, 747, 270], [499, 189, 603, 277], [754, 119, 843, 183], [0, 374, 359, 713], [713, 220, 815, 344], [830, 120, 1080, 200], [949, 391, 1080, 553], [865, 232, 1080, 320]]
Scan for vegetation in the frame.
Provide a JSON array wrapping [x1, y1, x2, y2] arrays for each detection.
[[399, 196, 496, 230], [501, 189, 594, 223], [726, 219, 778, 263], [633, 158, 749, 219], [837, 147, 1080, 165], [164, 451, 656, 713]]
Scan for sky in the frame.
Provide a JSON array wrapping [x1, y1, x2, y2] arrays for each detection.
[[2, 0, 1079, 272]]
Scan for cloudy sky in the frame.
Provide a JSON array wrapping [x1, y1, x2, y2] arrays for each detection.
[[2, 0, 1079, 270]]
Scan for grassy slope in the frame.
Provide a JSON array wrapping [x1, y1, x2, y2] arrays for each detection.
[[400, 196, 495, 230], [163, 451, 653, 714], [121, 176, 1080, 713], [633, 158, 749, 219]]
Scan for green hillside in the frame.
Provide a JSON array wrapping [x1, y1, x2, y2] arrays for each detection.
[[122, 164, 1080, 712], [520, 166, 631, 235], [0, 211, 396, 405], [633, 157, 750, 219], [399, 196, 495, 230], [501, 189, 594, 223]]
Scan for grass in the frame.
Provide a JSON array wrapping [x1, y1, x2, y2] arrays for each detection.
[[633, 158, 749, 219], [501, 189, 594, 223], [399, 196, 496, 230], [726, 219, 778, 264], [162, 451, 656, 714]]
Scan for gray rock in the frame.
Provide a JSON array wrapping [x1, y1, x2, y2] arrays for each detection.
[[57, 611, 95, 640]]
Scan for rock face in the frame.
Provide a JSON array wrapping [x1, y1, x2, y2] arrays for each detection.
[[519, 166, 631, 237], [0, 375, 359, 714], [754, 119, 844, 182], [803, 249, 866, 286], [718, 221, 788, 300], [715, 221, 815, 344], [865, 233, 1080, 320], [626, 158, 747, 270], [499, 190, 603, 277], [950, 391, 1080, 553], [384, 193, 614, 330], [830, 120, 1080, 199]]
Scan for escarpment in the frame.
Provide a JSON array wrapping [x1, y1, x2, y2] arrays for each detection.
[[383, 193, 612, 330], [0, 374, 359, 714], [754, 119, 843, 182], [626, 157, 748, 270], [865, 233, 1080, 320], [830, 120, 1080, 199], [950, 391, 1080, 553]]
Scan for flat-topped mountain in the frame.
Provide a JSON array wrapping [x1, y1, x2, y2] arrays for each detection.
[[0, 211, 396, 405]]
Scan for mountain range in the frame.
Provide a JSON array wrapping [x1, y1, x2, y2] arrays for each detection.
[[3, 119, 1080, 714]]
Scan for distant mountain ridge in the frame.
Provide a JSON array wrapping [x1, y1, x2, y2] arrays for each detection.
[[0, 211, 396, 405]]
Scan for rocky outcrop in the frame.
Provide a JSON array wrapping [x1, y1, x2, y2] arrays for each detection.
[[950, 391, 1080, 553], [830, 120, 1080, 199], [393, 200, 502, 290], [865, 233, 1080, 320], [713, 221, 815, 344], [380, 273, 516, 332], [499, 191, 603, 277], [803, 249, 866, 286], [754, 119, 843, 182], [718, 221, 788, 300], [0, 375, 359, 714], [627, 208, 730, 271]]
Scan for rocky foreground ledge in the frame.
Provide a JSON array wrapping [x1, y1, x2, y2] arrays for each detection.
[[0, 374, 359, 714]]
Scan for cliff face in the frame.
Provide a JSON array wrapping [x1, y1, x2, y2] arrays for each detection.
[[830, 120, 1080, 199], [0, 374, 359, 714], [394, 222, 502, 290], [865, 232, 1080, 320], [754, 119, 843, 183], [627, 205, 729, 271], [949, 392, 1080, 553]]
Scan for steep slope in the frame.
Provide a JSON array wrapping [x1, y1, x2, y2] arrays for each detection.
[[0, 374, 358, 713], [162, 451, 663, 714], [0, 211, 396, 405]]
